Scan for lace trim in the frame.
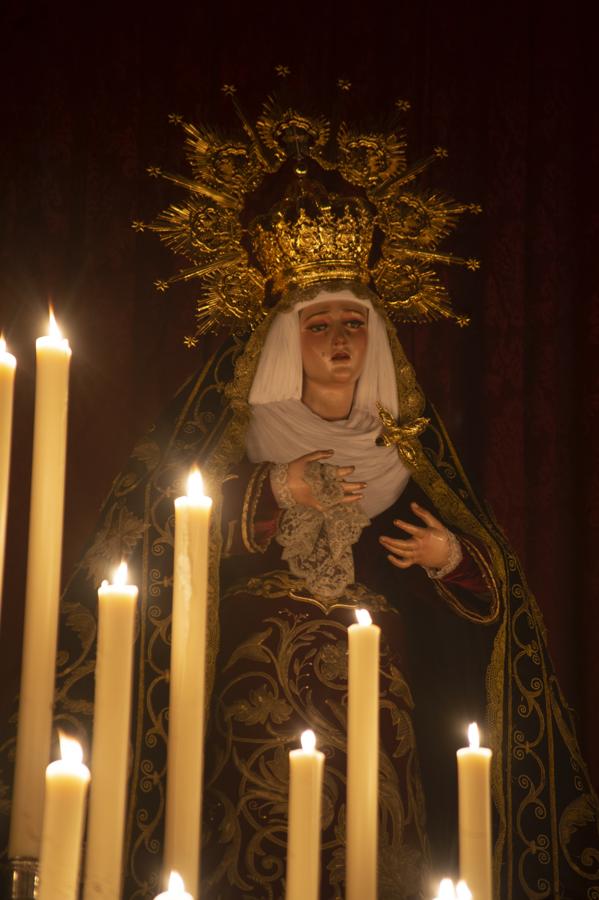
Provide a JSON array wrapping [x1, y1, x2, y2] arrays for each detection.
[[275, 461, 370, 601], [423, 529, 463, 579], [270, 462, 295, 509]]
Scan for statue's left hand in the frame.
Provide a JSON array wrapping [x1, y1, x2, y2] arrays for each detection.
[[379, 502, 451, 570]]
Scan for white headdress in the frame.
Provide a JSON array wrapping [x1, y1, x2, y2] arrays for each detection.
[[246, 289, 409, 518], [248, 290, 399, 418]]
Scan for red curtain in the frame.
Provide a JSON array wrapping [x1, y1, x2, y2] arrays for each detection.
[[1, 2, 598, 788]]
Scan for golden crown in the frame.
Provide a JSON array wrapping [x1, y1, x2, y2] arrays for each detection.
[[134, 77, 481, 345], [250, 186, 374, 292]]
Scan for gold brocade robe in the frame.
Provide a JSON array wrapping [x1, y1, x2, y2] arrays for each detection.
[[200, 462, 496, 899]]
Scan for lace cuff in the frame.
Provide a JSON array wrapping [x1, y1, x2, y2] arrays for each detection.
[[423, 530, 463, 580], [275, 461, 370, 601], [270, 463, 295, 509]]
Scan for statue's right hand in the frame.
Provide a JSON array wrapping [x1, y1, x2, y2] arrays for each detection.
[[286, 450, 366, 510]]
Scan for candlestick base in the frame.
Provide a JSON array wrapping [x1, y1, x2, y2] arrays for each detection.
[[6, 857, 39, 899]]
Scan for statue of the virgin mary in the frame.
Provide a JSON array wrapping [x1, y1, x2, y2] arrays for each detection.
[[2, 87, 598, 900]]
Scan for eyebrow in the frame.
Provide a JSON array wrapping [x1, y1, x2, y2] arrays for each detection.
[[301, 306, 367, 323]]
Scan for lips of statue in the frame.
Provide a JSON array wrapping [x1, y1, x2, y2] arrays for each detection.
[[299, 298, 368, 389]]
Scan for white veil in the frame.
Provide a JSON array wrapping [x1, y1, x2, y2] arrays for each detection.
[[248, 292, 399, 418], [245, 289, 410, 518]]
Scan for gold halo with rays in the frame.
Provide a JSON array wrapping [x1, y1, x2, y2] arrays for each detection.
[[137, 74, 480, 345]]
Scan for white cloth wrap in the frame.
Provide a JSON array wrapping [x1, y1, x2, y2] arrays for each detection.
[[246, 292, 410, 519], [247, 400, 409, 519], [248, 294, 400, 419]]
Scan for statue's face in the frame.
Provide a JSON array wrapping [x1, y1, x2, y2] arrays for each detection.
[[298, 293, 368, 388]]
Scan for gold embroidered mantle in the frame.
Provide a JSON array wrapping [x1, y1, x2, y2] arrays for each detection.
[[0, 307, 596, 899]]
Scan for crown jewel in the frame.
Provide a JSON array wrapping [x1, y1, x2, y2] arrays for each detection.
[[139, 79, 481, 345], [250, 183, 374, 292]]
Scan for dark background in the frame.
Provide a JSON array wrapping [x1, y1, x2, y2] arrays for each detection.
[[1, 1, 598, 790]]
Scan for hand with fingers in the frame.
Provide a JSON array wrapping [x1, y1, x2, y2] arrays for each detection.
[[379, 501, 451, 570], [286, 450, 366, 511]]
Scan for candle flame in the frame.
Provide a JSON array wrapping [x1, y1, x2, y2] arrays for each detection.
[[438, 878, 456, 899], [113, 561, 128, 587], [48, 306, 62, 339], [167, 871, 185, 893], [468, 722, 480, 749], [355, 608, 372, 626], [456, 881, 472, 900], [301, 729, 316, 753], [0, 334, 5, 354], [58, 732, 83, 765], [187, 467, 205, 501]]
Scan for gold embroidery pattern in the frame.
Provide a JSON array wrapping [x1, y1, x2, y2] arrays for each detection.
[[226, 570, 392, 617], [460, 536, 501, 620], [0, 307, 594, 898], [241, 461, 273, 553], [45, 340, 247, 897], [431, 536, 501, 625], [395, 396, 599, 899], [82, 504, 147, 586], [202, 600, 427, 899]]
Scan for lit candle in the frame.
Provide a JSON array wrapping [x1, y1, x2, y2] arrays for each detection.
[[38, 734, 90, 900], [154, 871, 193, 900], [456, 723, 492, 900], [286, 730, 325, 900], [435, 879, 456, 900], [433, 878, 472, 900], [10, 309, 71, 860], [346, 608, 380, 900], [164, 468, 212, 897], [0, 334, 16, 615], [83, 562, 138, 899]]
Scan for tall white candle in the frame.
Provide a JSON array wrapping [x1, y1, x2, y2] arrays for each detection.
[[83, 562, 138, 899], [286, 729, 325, 900], [0, 334, 16, 616], [164, 468, 212, 897], [346, 608, 380, 900], [10, 310, 71, 860], [457, 723, 492, 900], [154, 871, 193, 900], [38, 735, 90, 900]]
